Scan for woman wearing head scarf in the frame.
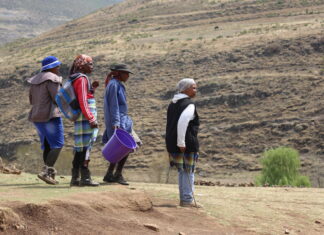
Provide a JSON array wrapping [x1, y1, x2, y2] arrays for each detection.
[[28, 56, 64, 185], [102, 64, 134, 185], [69, 54, 99, 187], [165, 78, 200, 207]]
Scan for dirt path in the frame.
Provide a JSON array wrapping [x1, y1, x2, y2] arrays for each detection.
[[0, 190, 250, 234], [1, 173, 323, 234]]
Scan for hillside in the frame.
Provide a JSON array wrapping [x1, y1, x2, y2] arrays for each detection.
[[0, 0, 121, 45], [0, 0, 323, 186]]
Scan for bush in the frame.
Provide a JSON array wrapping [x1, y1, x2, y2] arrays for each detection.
[[255, 147, 311, 187]]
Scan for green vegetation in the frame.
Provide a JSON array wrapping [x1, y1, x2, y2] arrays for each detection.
[[255, 147, 311, 187]]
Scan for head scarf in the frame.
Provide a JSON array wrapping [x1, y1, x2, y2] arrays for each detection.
[[73, 54, 92, 69], [176, 78, 196, 93], [70, 54, 92, 75]]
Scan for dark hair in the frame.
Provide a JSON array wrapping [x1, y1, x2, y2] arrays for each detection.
[[69, 62, 76, 75]]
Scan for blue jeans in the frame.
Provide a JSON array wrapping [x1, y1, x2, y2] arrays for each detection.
[[178, 169, 194, 203]]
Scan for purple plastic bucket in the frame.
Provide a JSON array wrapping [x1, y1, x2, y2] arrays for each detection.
[[102, 129, 136, 163]]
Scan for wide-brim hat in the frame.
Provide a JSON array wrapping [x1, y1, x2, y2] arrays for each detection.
[[41, 56, 61, 71], [110, 64, 133, 74]]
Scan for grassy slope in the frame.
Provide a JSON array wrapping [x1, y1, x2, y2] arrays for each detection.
[[0, 173, 323, 234], [0, 0, 323, 185]]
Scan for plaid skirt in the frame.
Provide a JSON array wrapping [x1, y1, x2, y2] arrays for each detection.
[[74, 98, 98, 152], [169, 152, 199, 173]]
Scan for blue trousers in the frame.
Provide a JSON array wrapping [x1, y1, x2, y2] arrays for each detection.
[[178, 169, 195, 203]]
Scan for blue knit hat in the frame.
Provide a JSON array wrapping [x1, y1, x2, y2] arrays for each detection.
[[41, 56, 61, 71]]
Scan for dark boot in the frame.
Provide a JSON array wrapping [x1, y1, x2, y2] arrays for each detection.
[[70, 168, 80, 186], [80, 168, 99, 187], [114, 174, 129, 186]]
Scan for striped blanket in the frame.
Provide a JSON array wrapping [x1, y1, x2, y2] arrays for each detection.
[[74, 98, 98, 153], [169, 152, 199, 173]]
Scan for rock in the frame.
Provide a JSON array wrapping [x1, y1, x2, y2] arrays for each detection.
[[284, 229, 290, 234], [14, 224, 25, 230], [144, 224, 159, 232], [315, 220, 321, 224], [179, 232, 186, 235], [294, 124, 308, 132]]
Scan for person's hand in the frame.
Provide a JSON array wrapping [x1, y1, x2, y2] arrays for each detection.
[[90, 121, 98, 129], [179, 147, 186, 153], [92, 81, 99, 89]]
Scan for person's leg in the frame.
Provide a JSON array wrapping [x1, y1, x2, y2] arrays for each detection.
[[181, 169, 194, 203], [45, 148, 62, 167], [114, 155, 129, 185], [45, 148, 62, 184], [115, 155, 128, 175], [42, 138, 51, 164], [80, 149, 99, 186], [178, 169, 185, 203], [70, 151, 83, 186], [103, 163, 116, 182]]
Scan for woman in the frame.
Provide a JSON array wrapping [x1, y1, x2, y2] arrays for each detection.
[[69, 54, 99, 187], [102, 64, 133, 185], [28, 56, 64, 185], [165, 78, 200, 207]]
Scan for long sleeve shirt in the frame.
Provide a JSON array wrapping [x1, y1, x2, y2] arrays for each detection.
[[72, 76, 96, 123], [177, 103, 195, 147], [103, 78, 133, 143], [172, 94, 195, 147]]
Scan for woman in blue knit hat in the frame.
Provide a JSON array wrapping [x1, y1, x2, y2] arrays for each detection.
[[28, 56, 64, 185]]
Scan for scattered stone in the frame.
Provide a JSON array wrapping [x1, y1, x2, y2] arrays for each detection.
[[14, 224, 25, 230], [0, 224, 6, 231], [315, 220, 321, 224], [284, 229, 290, 234], [144, 224, 159, 232], [294, 124, 308, 132], [179, 232, 186, 235]]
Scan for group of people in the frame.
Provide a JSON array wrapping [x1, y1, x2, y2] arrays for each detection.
[[28, 54, 200, 207]]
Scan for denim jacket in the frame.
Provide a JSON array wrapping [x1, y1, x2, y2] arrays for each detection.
[[103, 78, 133, 143]]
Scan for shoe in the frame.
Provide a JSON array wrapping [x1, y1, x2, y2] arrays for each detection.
[[70, 168, 80, 186], [80, 168, 99, 187], [37, 166, 58, 185], [103, 173, 116, 183], [114, 174, 129, 186], [47, 167, 59, 184], [179, 201, 202, 208], [80, 178, 100, 186]]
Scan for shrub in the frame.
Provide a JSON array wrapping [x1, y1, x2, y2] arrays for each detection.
[[255, 147, 311, 187]]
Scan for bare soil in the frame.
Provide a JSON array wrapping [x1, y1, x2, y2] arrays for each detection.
[[0, 190, 249, 234], [0, 173, 323, 235]]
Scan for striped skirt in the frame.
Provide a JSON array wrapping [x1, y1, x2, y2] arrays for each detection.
[[74, 98, 98, 152], [169, 152, 199, 173]]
